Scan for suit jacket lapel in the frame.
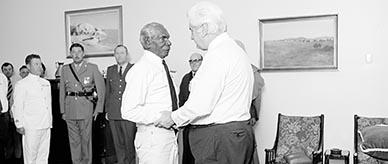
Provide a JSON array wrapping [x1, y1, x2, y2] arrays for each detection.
[[112, 64, 118, 78], [189, 71, 194, 81], [123, 63, 133, 77]]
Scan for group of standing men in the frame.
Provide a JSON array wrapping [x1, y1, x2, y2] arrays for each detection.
[[60, 2, 265, 164], [0, 54, 52, 164], [1, 1, 265, 164], [120, 1, 265, 164], [60, 43, 136, 164]]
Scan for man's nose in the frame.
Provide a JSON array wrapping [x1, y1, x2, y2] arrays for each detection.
[[166, 39, 172, 46]]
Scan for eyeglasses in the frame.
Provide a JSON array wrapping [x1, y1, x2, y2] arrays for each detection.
[[189, 59, 203, 63]]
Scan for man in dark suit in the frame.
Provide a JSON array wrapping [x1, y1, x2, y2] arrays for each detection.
[[59, 43, 105, 164], [178, 53, 202, 107], [105, 45, 136, 164], [178, 52, 202, 164]]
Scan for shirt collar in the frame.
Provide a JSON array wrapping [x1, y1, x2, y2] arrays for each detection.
[[118, 62, 128, 70], [144, 50, 164, 65], [26, 73, 40, 79], [208, 32, 229, 51], [75, 61, 84, 67]]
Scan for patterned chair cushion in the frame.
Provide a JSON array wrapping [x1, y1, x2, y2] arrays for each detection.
[[275, 115, 321, 164], [356, 117, 388, 164]]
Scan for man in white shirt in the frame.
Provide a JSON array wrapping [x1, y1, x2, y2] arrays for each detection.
[[154, 2, 255, 164], [0, 72, 8, 163], [121, 22, 178, 164], [0, 73, 8, 112], [13, 54, 52, 164]]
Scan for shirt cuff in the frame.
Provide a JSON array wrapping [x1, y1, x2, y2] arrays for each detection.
[[171, 109, 188, 127]]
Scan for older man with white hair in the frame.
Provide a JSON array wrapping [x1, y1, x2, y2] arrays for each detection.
[[154, 2, 255, 164], [121, 22, 178, 164]]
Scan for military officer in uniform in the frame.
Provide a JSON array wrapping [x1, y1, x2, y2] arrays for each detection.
[[105, 45, 136, 164], [13, 54, 52, 164], [59, 43, 105, 164]]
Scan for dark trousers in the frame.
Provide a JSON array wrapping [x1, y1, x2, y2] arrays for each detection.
[[66, 117, 93, 164], [6, 119, 23, 159], [188, 121, 254, 164], [182, 127, 195, 164], [109, 120, 136, 164], [0, 112, 9, 163]]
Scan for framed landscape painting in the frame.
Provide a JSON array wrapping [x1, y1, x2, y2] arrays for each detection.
[[65, 6, 123, 58], [259, 14, 338, 71]]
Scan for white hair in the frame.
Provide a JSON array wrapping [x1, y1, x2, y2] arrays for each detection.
[[139, 22, 162, 49], [187, 1, 227, 34]]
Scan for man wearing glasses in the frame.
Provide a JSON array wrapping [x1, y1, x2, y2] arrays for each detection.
[[178, 52, 202, 164], [178, 53, 202, 107]]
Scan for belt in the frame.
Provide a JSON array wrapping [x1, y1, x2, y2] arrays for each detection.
[[187, 123, 216, 129], [66, 91, 93, 97], [187, 120, 250, 129], [136, 124, 175, 133]]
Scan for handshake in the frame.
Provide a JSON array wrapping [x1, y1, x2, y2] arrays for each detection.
[[154, 111, 176, 129]]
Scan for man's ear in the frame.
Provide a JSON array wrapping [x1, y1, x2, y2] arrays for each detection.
[[26, 64, 31, 70], [200, 23, 209, 38], [143, 36, 152, 49]]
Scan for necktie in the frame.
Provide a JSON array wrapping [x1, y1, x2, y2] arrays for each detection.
[[7, 78, 12, 103], [162, 60, 178, 111], [119, 66, 123, 77]]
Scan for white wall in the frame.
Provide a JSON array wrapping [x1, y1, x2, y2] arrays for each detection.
[[1, 0, 387, 163]]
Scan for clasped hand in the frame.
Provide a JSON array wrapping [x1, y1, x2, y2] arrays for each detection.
[[154, 111, 175, 129]]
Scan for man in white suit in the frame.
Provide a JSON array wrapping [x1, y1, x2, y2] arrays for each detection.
[[13, 54, 52, 164]]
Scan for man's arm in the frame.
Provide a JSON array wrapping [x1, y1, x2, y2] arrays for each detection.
[[12, 82, 25, 129], [104, 67, 112, 119], [0, 74, 8, 112], [93, 65, 106, 114], [59, 66, 67, 116], [252, 66, 264, 100], [171, 59, 224, 127]]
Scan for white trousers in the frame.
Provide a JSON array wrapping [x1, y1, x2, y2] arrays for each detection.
[[22, 128, 51, 164], [135, 125, 178, 164]]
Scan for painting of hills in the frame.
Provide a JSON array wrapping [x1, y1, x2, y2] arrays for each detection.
[[260, 14, 337, 70], [263, 36, 334, 68]]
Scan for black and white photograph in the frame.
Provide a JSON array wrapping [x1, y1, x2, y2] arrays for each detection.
[[0, 1, 387, 164]]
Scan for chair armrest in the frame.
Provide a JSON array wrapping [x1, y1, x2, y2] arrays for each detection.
[[265, 148, 276, 164], [353, 153, 358, 164], [312, 149, 323, 164]]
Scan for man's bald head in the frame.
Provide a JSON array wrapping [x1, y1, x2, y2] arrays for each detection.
[[189, 52, 203, 73]]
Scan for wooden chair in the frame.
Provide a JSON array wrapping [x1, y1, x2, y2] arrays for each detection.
[[265, 113, 324, 164]]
